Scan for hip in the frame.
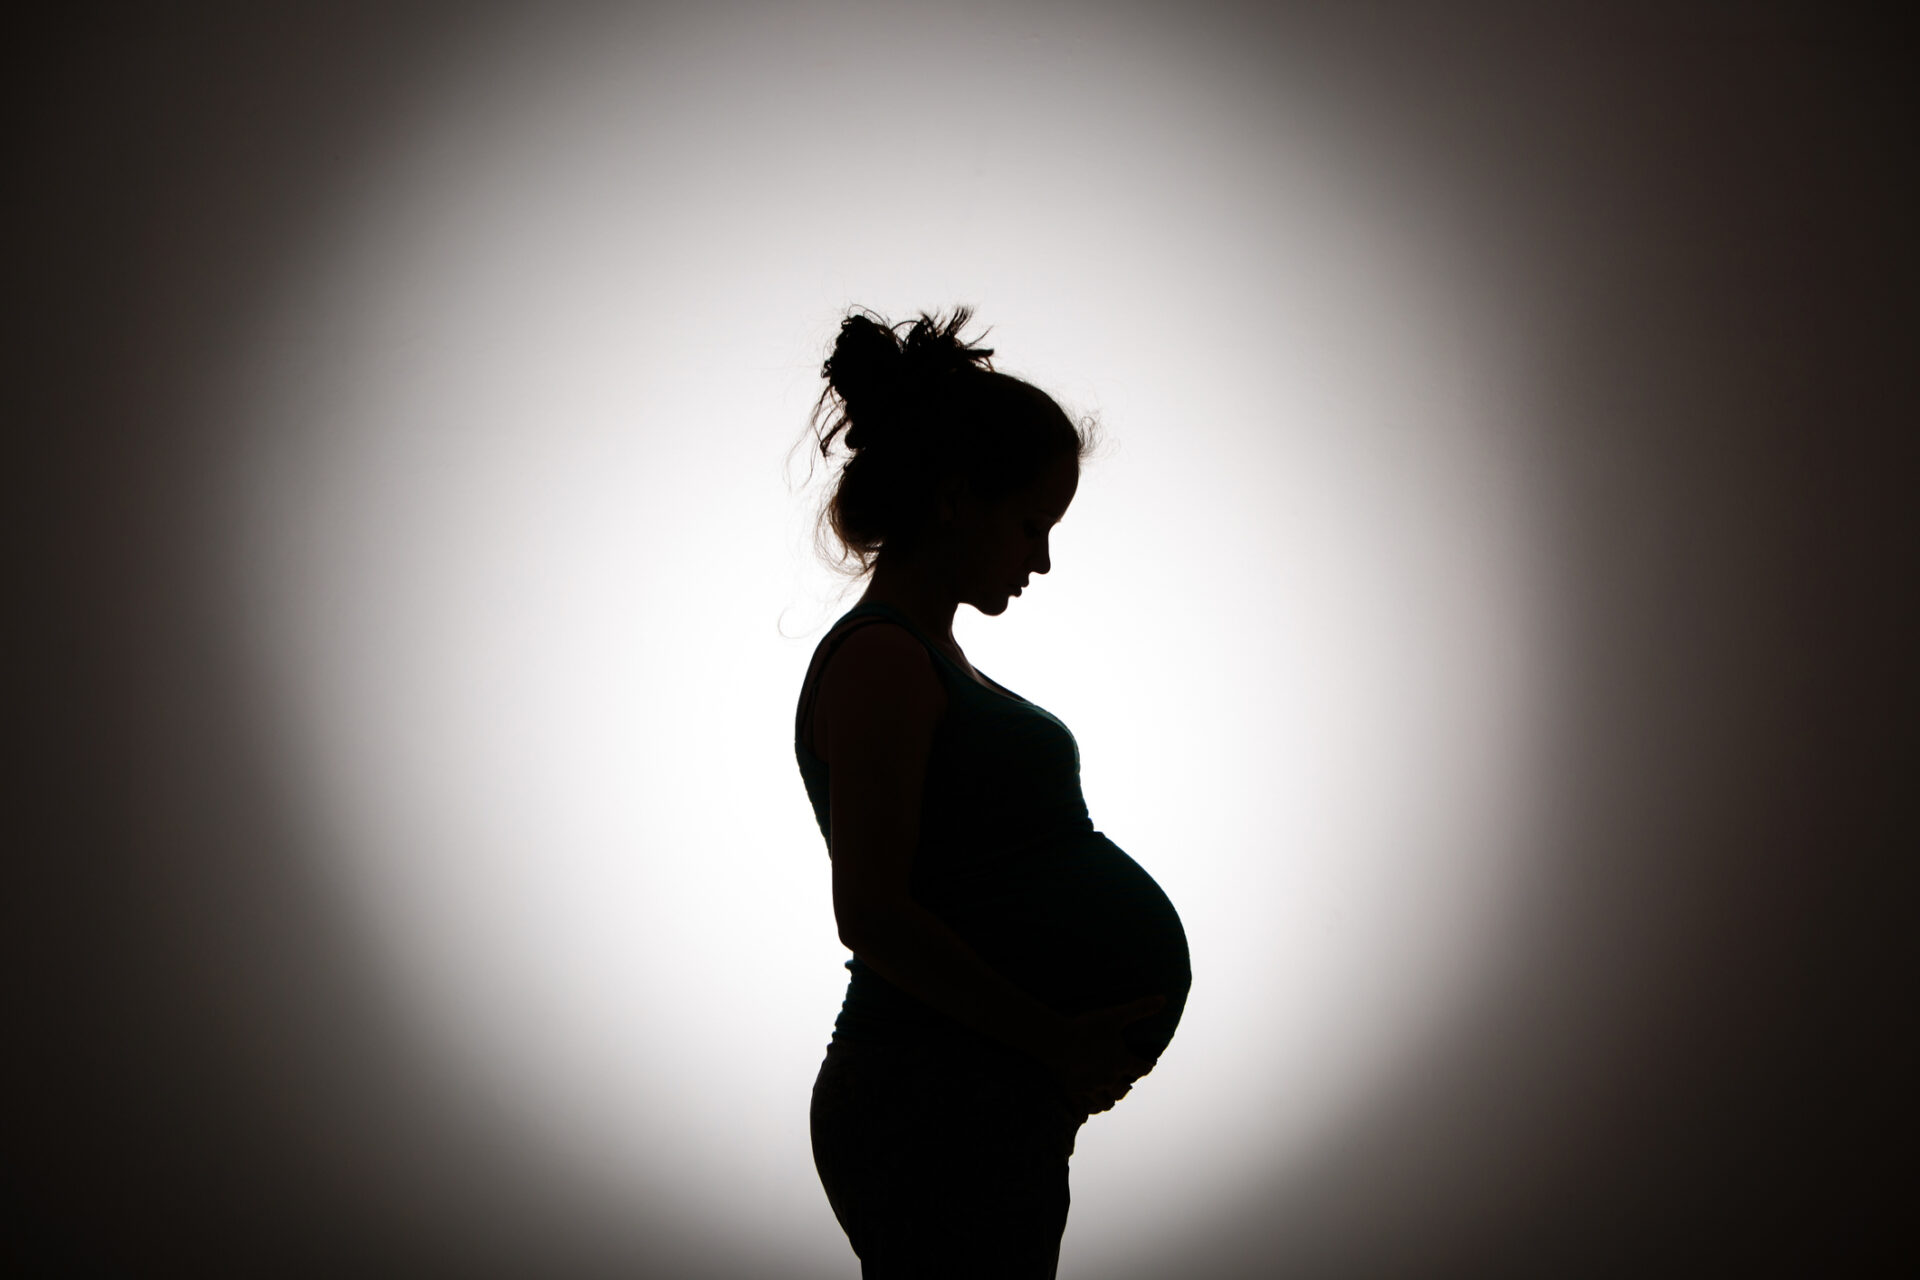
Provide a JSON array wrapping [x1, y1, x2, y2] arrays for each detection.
[[810, 1036, 1084, 1276], [811, 1035, 1086, 1156]]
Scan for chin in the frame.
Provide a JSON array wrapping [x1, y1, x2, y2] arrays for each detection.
[[974, 595, 1011, 617]]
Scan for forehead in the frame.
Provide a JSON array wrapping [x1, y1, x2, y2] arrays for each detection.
[[1022, 453, 1079, 516]]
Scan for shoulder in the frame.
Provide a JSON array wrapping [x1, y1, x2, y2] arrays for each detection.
[[824, 619, 937, 685], [819, 620, 946, 719]]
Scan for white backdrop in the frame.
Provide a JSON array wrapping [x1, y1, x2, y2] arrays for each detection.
[[224, 3, 1552, 1274]]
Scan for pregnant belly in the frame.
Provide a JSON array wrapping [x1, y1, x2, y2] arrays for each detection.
[[935, 831, 1192, 1064]]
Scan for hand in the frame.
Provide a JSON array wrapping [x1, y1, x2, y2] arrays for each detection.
[[1038, 995, 1165, 1115]]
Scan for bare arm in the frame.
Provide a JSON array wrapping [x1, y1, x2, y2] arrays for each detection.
[[820, 624, 1159, 1109], [823, 624, 1065, 1055]]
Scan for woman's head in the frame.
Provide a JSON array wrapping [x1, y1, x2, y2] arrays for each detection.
[[805, 307, 1097, 595]]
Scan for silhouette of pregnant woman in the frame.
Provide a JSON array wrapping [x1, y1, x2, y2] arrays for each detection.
[[794, 309, 1191, 1277]]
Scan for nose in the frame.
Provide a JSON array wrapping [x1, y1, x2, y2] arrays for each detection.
[[1033, 534, 1051, 577]]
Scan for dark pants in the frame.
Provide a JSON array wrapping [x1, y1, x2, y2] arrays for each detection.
[[810, 1037, 1089, 1279]]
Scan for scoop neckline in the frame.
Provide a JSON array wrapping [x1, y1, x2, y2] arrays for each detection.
[[841, 601, 1024, 701], [796, 604, 1031, 765]]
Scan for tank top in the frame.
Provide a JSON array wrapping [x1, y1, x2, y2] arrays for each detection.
[[794, 600, 1191, 1066]]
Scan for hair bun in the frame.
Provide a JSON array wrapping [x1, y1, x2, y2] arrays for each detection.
[[821, 308, 995, 450], [898, 307, 995, 379], [821, 314, 905, 447]]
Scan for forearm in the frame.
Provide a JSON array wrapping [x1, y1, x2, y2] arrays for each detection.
[[844, 900, 1065, 1061]]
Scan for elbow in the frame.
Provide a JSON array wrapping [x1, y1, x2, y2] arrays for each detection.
[[834, 897, 909, 954]]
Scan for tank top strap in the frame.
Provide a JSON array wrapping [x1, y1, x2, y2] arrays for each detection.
[[839, 602, 1000, 699], [844, 601, 955, 665], [850, 600, 1032, 706], [795, 606, 905, 752], [797, 601, 977, 757]]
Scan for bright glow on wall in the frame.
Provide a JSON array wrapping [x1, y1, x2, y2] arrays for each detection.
[[226, 3, 1550, 1274]]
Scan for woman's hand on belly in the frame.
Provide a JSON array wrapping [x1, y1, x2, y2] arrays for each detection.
[[1036, 995, 1165, 1115]]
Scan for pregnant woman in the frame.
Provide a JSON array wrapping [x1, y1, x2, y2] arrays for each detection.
[[794, 309, 1191, 1277]]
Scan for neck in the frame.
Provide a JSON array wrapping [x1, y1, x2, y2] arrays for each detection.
[[859, 555, 961, 651]]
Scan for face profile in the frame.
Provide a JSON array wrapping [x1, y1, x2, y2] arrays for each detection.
[[934, 450, 1079, 618]]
